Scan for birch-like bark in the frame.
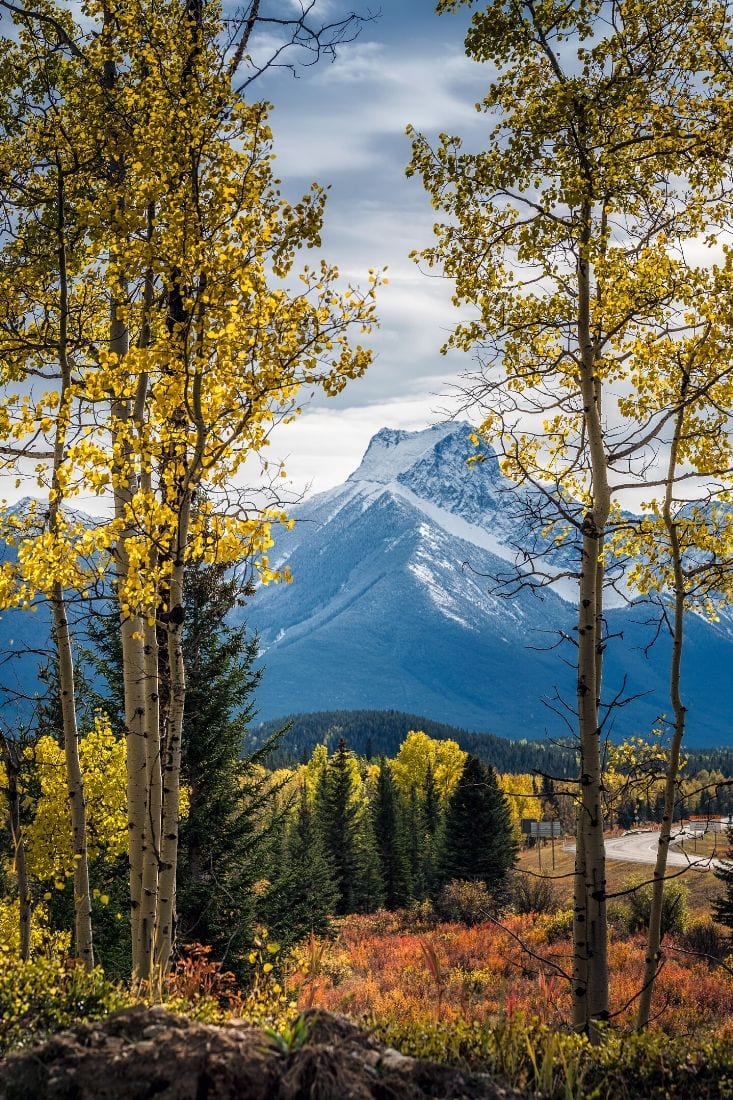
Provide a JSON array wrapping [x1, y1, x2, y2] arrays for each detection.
[[99, 10, 153, 979], [136, 610, 162, 981], [636, 404, 687, 1030], [51, 163, 94, 968], [50, 587, 94, 968], [571, 200, 610, 1035], [108, 286, 151, 978], [154, 499, 191, 974], [133, 245, 161, 984]]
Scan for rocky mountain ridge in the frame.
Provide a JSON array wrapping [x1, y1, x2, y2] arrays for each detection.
[[242, 422, 733, 746]]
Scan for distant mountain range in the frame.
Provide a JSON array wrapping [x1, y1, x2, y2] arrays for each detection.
[[241, 422, 733, 747], [1, 422, 731, 747]]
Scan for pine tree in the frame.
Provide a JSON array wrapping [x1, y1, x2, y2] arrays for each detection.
[[316, 739, 383, 914], [175, 562, 281, 974], [263, 784, 338, 947], [405, 786, 428, 900], [439, 755, 518, 894], [372, 760, 412, 910], [401, 764, 444, 902], [351, 811, 385, 914], [424, 762, 440, 836]]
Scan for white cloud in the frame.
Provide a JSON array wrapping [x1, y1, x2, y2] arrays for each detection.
[[260, 390, 469, 499]]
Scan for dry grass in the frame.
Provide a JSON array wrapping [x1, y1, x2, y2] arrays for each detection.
[[675, 829, 728, 859], [516, 837, 722, 916]]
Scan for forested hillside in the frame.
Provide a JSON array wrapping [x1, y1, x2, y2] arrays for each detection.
[[253, 709, 578, 775]]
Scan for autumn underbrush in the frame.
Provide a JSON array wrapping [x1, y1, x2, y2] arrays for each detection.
[[4, 912, 733, 1098], [0, 953, 130, 1056], [0, 929, 302, 1058], [284, 910, 733, 1097]]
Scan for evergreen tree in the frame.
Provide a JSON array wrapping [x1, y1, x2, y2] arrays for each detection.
[[316, 739, 383, 914], [352, 811, 385, 914], [175, 562, 280, 974], [263, 784, 338, 946], [405, 786, 428, 900], [401, 765, 444, 901], [439, 755, 517, 894], [372, 760, 412, 909], [423, 762, 445, 896], [712, 827, 733, 938], [424, 762, 441, 835]]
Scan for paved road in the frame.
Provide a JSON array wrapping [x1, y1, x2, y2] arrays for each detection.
[[568, 829, 725, 872]]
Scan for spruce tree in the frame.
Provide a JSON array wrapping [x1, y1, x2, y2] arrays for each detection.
[[175, 562, 279, 974], [352, 811, 385, 914], [424, 762, 441, 835], [372, 760, 412, 910], [439, 755, 517, 893], [263, 784, 338, 946], [405, 786, 428, 900], [316, 739, 383, 914]]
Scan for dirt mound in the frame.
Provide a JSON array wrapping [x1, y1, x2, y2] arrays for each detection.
[[0, 1005, 527, 1100]]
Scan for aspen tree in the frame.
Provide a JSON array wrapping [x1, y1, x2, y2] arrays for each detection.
[[0, 21, 103, 968], [409, 0, 733, 1034], [1, 0, 379, 981], [606, 296, 733, 1029]]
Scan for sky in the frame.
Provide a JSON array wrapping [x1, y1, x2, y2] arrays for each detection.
[[0, 0, 491, 507], [241, 0, 492, 496]]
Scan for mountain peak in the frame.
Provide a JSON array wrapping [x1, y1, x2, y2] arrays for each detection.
[[347, 421, 467, 486]]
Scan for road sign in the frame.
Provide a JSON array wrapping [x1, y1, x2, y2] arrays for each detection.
[[521, 819, 563, 838]]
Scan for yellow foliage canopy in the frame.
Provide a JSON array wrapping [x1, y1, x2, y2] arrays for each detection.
[[391, 730, 467, 805]]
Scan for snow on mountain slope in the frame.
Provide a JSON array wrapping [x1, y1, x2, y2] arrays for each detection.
[[244, 422, 733, 745], [0, 424, 729, 745]]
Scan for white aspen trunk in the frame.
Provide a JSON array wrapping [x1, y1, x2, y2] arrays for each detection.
[[51, 164, 94, 968], [136, 611, 162, 982], [636, 405, 687, 1030], [572, 815, 588, 1024], [572, 201, 610, 1035], [109, 295, 149, 978], [133, 261, 161, 984], [100, 13, 151, 980], [154, 499, 191, 974], [51, 589, 94, 969]]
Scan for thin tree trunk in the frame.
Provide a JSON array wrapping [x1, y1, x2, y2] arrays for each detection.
[[572, 200, 610, 1035], [133, 243, 161, 984], [108, 291, 150, 977], [155, 500, 191, 974], [51, 162, 93, 968], [100, 11, 152, 980], [137, 611, 162, 981], [51, 588, 94, 968], [636, 403, 687, 1030]]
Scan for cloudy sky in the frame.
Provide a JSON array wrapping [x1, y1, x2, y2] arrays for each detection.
[[244, 0, 491, 495]]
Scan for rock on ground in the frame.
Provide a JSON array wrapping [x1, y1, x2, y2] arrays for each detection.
[[0, 1006, 529, 1100]]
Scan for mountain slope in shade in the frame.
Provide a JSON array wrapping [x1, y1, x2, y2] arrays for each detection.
[[243, 422, 733, 746]]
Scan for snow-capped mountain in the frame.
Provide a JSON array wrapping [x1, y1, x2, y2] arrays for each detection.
[[243, 421, 733, 746], [0, 423, 729, 745]]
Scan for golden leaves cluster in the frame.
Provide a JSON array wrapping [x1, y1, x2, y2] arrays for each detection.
[[0, 0, 380, 617]]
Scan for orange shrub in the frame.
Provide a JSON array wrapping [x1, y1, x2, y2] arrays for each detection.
[[292, 911, 733, 1039]]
